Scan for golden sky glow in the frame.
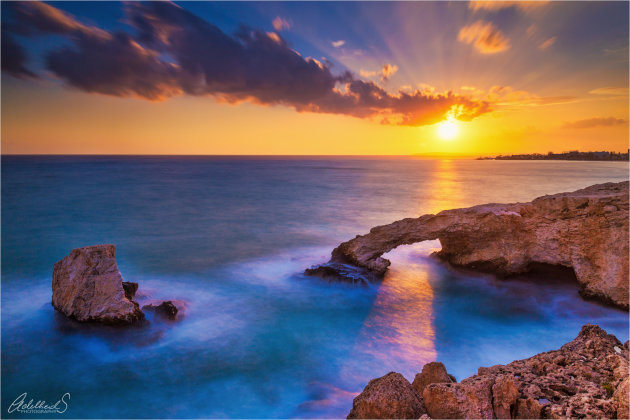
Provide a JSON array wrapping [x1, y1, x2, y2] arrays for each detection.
[[1, 1, 628, 155]]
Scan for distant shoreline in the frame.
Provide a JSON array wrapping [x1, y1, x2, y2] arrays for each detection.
[[477, 151, 629, 161]]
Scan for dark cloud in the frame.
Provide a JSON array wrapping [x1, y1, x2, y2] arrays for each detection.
[[3, 1, 491, 126], [1, 26, 37, 79], [562, 117, 628, 129]]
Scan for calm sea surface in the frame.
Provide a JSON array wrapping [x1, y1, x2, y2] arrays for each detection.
[[2, 156, 629, 418]]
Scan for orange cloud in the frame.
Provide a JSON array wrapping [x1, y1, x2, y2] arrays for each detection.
[[538, 36, 557, 50], [359, 63, 399, 82], [562, 117, 627, 129], [458, 21, 510, 54], [331, 40, 345, 48], [5, 2, 491, 127], [272, 16, 291, 32], [469, 1, 549, 13], [589, 87, 628, 96]]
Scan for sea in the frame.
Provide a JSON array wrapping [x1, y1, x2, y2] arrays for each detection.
[[2, 156, 628, 418]]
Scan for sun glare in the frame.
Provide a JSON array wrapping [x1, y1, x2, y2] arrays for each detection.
[[437, 119, 458, 141]]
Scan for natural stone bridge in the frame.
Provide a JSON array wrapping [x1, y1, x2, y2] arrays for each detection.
[[306, 181, 629, 309]]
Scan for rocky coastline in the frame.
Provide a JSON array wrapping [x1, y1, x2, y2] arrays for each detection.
[[306, 181, 629, 309], [52, 244, 179, 324], [348, 325, 629, 419]]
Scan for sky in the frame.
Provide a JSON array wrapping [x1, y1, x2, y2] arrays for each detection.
[[1, 1, 628, 155]]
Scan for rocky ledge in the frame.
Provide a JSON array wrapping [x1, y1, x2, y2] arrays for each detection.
[[348, 324, 629, 419], [306, 181, 629, 309], [52, 244, 179, 324]]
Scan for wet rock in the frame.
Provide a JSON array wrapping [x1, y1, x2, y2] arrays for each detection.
[[52, 245, 144, 324], [304, 262, 376, 285], [412, 362, 455, 396], [319, 182, 629, 309], [143, 300, 179, 320], [347, 372, 425, 419], [122, 281, 138, 300]]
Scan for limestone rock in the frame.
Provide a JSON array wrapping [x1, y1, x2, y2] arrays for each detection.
[[311, 182, 629, 308], [423, 375, 494, 419], [347, 372, 425, 419], [613, 377, 629, 419], [493, 375, 520, 419], [52, 245, 144, 324], [349, 324, 630, 419], [412, 362, 455, 396]]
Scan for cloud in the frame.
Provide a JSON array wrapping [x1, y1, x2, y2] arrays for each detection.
[[463, 85, 577, 108], [589, 87, 628, 96], [331, 40, 345, 48], [359, 63, 399, 82], [272, 16, 291, 32], [469, 1, 548, 13], [458, 21, 510, 54], [538, 36, 556, 50], [3, 1, 492, 127], [562, 117, 627, 129], [1, 26, 37, 78], [381, 64, 398, 81]]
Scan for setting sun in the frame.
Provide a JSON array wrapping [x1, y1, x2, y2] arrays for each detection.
[[437, 119, 459, 140]]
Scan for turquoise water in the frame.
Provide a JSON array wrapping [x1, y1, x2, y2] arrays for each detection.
[[2, 156, 628, 418]]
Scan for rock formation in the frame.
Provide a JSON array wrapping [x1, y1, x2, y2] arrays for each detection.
[[52, 245, 144, 324], [412, 362, 456, 397], [347, 324, 630, 419], [307, 181, 629, 309], [142, 300, 179, 320], [347, 372, 426, 419]]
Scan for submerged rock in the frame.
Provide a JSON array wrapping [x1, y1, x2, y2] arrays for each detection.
[[347, 372, 425, 419], [304, 262, 375, 285], [310, 181, 629, 309], [52, 245, 144, 324], [348, 324, 630, 419], [142, 300, 179, 320]]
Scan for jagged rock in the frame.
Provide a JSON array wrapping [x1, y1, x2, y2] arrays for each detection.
[[613, 377, 629, 419], [492, 375, 520, 419], [310, 182, 629, 309], [412, 362, 455, 396], [142, 300, 179, 320], [348, 325, 630, 419], [347, 372, 425, 419], [122, 281, 138, 300], [52, 245, 144, 324], [304, 262, 374, 285], [423, 375, 494, 419]]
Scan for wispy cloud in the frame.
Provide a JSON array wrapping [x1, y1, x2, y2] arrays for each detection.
[[360, 63, 399, 82], [589, 87, 628, 96], [3, 1, 492, 127], [538, 36, 556, 50], [272, 16, 291, 32], [562, 117, 627, 129], [469, 1, 548, 13], [331, 40, 345, 48], [458, 21, 510, 54]]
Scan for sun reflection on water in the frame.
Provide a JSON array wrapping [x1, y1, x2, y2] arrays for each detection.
[[341, 242, 442, 381]]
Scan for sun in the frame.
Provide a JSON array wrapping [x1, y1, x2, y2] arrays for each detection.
[[437, 119, 459, 140]]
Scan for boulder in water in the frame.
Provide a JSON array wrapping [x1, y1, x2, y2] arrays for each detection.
[[52, 245, 144, 324]]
